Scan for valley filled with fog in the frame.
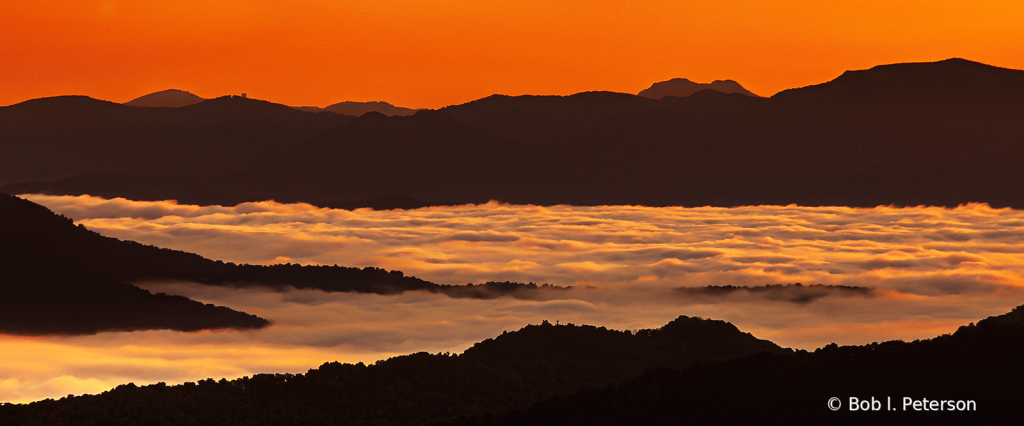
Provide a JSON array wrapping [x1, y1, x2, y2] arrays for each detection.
[[3, 194, 1021, 403]]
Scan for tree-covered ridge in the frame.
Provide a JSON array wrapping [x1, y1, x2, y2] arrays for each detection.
[[0, 316, 787, 425], [0, 192, 567, 299], [0, 192, 878, 334], [0, 192, 575, 334], [0, 242, 269, 334], [0, 193, 268, 335], [440, 306, 1024, 426]]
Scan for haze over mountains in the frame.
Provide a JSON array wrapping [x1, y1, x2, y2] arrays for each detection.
[[637, 78, 759, 98], [124, 89, 206, 107], [4, 58, 1024, 210], [293, 100, 418, 116], [123, 88, 419, 116]]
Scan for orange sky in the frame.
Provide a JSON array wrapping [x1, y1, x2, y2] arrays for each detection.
[[2, 0, 1023, 108]]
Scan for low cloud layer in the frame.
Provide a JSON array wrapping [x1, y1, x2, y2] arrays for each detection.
[[4, 195, 1024, 403], [29, 195, 1024, 297]]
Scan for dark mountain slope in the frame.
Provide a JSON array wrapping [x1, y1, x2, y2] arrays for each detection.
[[438, 91, 658, 143], [498, 90, 773, 206], [271, 110, 522, 203], [5, 58, 1024, 208], [0, 316, 787, 425], [497, 59, 1024, 207], [0, 193, 268, 335], [0, 193, 563, 300], [325, 100, 418, 116], [446, 305, 1024, 426], [0, 242, 268, 335], [294, 100, 418, 116], [273, 92, 757, 206], [0, 95, 353, 184], [774, 58, 1024, 106], [758, 58, 1024, 206]]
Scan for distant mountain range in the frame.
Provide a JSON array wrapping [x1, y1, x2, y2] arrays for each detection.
[[125, 89, 206, 107], [4, 304, 1023, 424], [122, 89, 419, 116], [4, 58, 1024, 209], [638, 78, 758, 98], [293, 100, 419, 116]]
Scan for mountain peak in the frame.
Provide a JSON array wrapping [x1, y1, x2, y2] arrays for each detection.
[[772, 58, 1024, 101], [639, 78, 759, 99], [125, 89, 205, 108]]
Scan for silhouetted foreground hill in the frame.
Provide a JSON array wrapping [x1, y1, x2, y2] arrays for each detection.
[[0, 193, 268, 335], [638, 78, 758, 99], [0, 193, 568, 307], [5, 58, 1024, 208], [0, 242, 268, 335], [0, 316, 787, 425], [439, 307, 1024, 426]]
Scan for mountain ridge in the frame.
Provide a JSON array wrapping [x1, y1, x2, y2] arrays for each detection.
[[638, 78, 759, 99], [125, 89, 205, 107], [6, 305, 1024, 424], [0, 192, 582, 335], [0, 314, 788, 424], [440, 305, 1024, 425], [4, 58, 1024, 209], [0, 193, 269, 335]]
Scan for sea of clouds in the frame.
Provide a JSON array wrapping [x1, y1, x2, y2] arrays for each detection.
[[3, 195, 1024, 403]]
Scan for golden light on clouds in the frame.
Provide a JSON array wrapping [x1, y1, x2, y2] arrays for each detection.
[[30, 195, 1024, 294], [3, 195, 1024, 403]]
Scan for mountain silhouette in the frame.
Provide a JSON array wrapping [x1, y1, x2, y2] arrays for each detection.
[[327, 100, 418, 116], [0, 193, 572, 311], [638, 78, 759, 99], [0, 193, 268, 335], [268, 110, 517, 203], [439, 91, 657, 142], [293, 100, 418, 116], [124, 89, 206, 107], [0, 95, 353, 184], [0, 315, 786, 425], [439, 305, 1024, 426], [6, 306, 1024, 425], [4, 58, 1024, 209]]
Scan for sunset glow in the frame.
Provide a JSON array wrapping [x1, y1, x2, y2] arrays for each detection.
[[4, 1, 1023, 108], [4, 1, 1024, 418]]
